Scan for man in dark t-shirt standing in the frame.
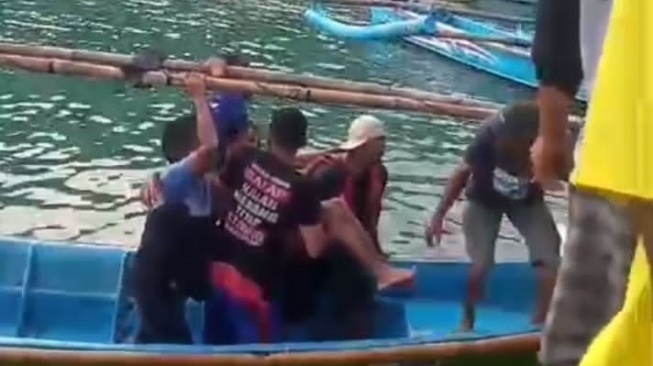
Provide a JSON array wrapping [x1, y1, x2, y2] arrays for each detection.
[[425, 102, 561, 332]]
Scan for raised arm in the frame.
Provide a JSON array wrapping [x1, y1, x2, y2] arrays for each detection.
[[184, 72, 218, 148]]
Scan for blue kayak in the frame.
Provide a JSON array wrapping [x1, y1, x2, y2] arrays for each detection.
[[0, 236, 540, 364]]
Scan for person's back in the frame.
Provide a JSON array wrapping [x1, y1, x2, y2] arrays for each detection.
[[206, 108, 325, 343], [218, 145, 322, 295]]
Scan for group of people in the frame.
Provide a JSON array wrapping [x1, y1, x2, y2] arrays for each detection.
[[134, 59, 567, 343], [132, 1, 643, 363], [132, 60, 414, 344]]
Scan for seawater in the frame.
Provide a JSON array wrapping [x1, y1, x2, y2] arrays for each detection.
[[0, 0, 561, 260]]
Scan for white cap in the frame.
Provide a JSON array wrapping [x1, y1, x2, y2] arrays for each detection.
[[339, 115, 385, 151]]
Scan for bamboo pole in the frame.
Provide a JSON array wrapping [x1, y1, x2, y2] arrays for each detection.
[[318, 0, 536, 24], [0, 54, 496, 120], [0, 42, 500, 110]]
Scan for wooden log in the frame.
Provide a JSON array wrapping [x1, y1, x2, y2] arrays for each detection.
[[318, 0, 535, 24], [0, 54, 496, 120], [0, 42, 500, 110]]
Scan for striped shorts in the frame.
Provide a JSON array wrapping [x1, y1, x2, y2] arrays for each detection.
[[539, 188, 642, 366]]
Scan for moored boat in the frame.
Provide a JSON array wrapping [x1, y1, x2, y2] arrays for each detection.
[[369, 8, 589, 102], [0, 236, 540, 365]]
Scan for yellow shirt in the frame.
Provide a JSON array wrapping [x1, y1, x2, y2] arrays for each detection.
[[574, 0, 653, 365], [571, 0, 652, 201]]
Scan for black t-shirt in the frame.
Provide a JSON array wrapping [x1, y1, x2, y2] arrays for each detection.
[[464, 114, 543, 208], [218, 147, 322, 297]]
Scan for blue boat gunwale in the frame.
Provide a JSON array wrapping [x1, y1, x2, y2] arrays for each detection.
[[0, 235, 540, 360], [0, 335, 539, 366]]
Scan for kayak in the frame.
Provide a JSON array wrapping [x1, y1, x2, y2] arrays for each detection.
[[0, 236, 539, 365]]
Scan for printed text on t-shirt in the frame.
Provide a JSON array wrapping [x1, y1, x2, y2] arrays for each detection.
[[224, 163, 291, 246]]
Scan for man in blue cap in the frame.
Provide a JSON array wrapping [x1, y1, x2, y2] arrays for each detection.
[[132, 73, 255, 344]]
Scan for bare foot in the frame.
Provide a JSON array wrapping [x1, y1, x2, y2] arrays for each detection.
[[457, 318, 474, 333], [377, 266, 415, 290]]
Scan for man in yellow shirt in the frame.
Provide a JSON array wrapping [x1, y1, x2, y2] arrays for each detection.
[[531, 0, 652, 365]]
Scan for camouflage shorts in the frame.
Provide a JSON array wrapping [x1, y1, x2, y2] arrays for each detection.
[[539, 188, 644, 366]]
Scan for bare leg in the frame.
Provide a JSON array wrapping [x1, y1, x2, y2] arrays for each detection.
[[460, 264, 489, 332], [532, 266, 556, 325], [321, 198, 414, 290], [506, 201, 561, 326], [460, 201, 502, 332]]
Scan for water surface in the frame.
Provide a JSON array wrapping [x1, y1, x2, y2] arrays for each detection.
[[0, 0, 564, 260]]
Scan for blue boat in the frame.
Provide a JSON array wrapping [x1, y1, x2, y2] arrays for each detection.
[[0, 236, 540, 365], [369, 8, 588, 102], [304, 7, 586, 102]]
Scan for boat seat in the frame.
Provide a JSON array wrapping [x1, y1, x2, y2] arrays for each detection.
[[17, 243, 126, 343], [0, 241, 31, 337]]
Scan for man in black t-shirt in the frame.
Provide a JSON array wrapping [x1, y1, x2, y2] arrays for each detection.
[[425, 102, 562, 332], [217, 108, 326, 298]]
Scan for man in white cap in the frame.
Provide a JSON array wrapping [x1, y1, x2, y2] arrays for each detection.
[[305, 115, 388, 256]]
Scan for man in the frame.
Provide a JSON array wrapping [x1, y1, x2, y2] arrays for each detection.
[[531, 1, 648, 366], [424, 102, 561, 332], [132, 72, 254, 344], [302, 115, 389, 256]]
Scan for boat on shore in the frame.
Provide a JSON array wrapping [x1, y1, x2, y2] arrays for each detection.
[[0, 236, 539, 365]]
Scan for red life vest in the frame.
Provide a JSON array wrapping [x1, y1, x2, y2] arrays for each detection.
[[305, 155, 387, 240]]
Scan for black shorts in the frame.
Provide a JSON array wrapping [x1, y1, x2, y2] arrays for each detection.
[[276, 243, 375, 324], [133, 204, 220, 304]]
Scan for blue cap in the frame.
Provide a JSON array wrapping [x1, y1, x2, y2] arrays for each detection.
[[210, 93, 250, 142]]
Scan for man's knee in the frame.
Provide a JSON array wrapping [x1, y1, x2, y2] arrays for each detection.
[[321, 198, 349, 221], [462, 202, 501, 270]]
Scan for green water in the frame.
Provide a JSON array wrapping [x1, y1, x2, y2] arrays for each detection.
[[0, 0, 563, 259]]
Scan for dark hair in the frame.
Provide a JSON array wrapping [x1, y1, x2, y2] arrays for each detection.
[[161, 114, 198, 163], [269, 107, 308, 151], [498, 101, 540, 144]]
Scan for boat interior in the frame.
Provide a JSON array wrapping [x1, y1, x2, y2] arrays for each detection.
[[0, 237, 538, 353]]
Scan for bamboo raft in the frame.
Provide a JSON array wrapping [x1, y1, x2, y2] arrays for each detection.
[[0, 42, 502, 120]]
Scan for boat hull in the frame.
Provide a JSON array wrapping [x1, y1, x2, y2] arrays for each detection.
[[0, 236, 540, 364]]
